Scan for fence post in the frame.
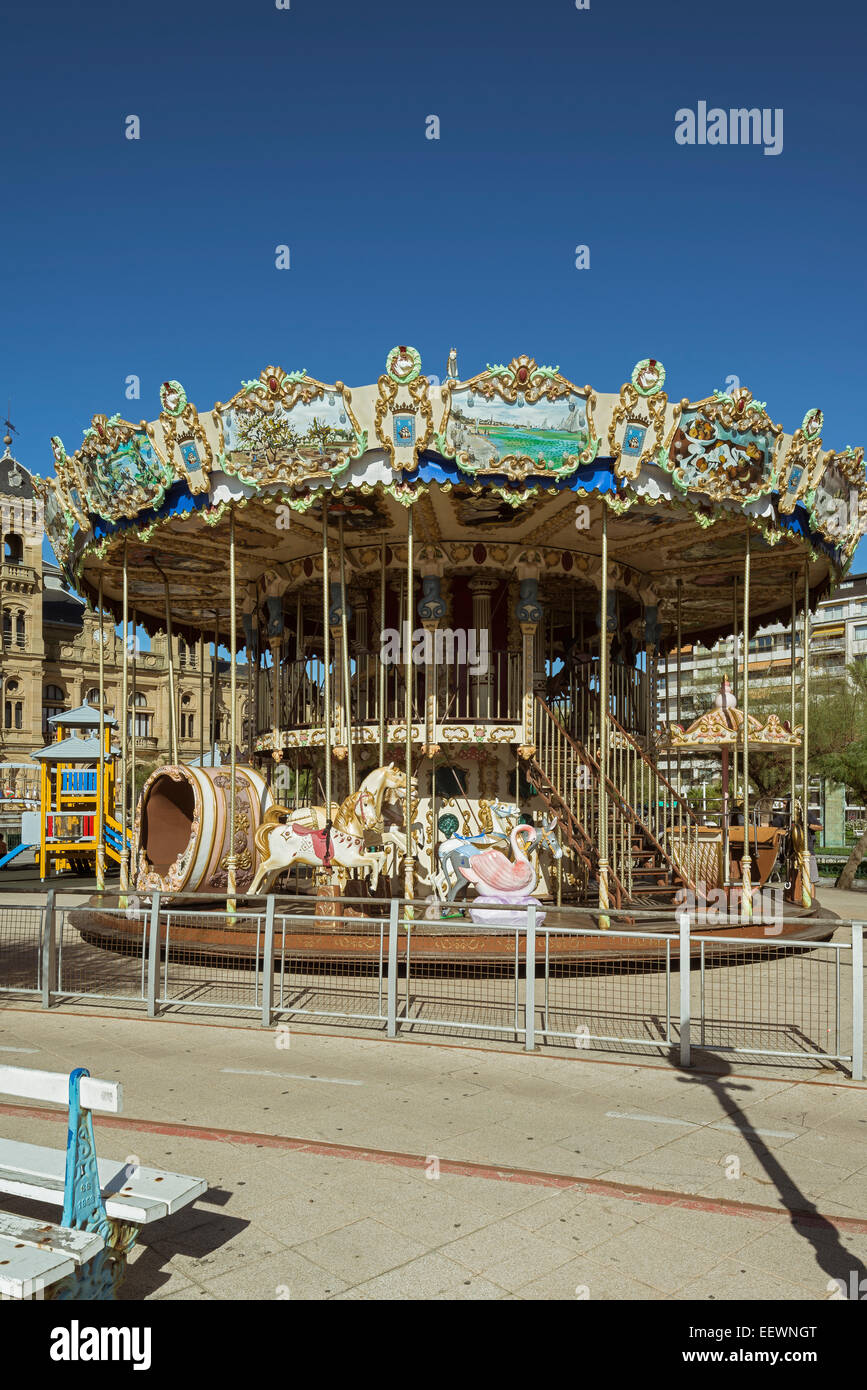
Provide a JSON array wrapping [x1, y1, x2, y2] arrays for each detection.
[[146, 892, 161, 1019], [387, 898, 399, 1039], [41, 890, 56, 1009], [261, 896, 275, 1029], [852, 922, 864, 1082], [525, 904, 536, 1052], [678, 910, 691, 1068]]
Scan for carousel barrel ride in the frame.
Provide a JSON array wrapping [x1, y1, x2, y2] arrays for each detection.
[[47, 348, 862, 967]]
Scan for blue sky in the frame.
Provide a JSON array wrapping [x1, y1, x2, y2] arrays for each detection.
[[1, 0, 865, 569]]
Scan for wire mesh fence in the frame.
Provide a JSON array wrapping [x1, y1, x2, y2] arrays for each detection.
[[158, 906, 266, 1016], [0, 893, 861, 1076], [399, 916, 524, 1041], [0, 904, 44, 996], [56, 899, 148, 1004], [694, 934, 851, 1062], [273, 904, 389, 1025], [536, 927, 673, 1052]]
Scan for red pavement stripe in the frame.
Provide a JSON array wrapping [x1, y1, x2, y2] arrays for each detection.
[[2, 1099, 866, 1235]]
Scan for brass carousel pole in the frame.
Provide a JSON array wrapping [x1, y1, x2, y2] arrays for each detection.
[[802, 559, 812, 907], [732, 576, 739, 807], [378, 536, 386, 766], [404, 506, 415, 906], [598, 506, 610, 928], [96, 574, 106, 893], [119, 543, 130, 894], [676, 576, 682, 794], [741, 534, 752, 920], [199, 630, 205, 767], [211, 616, 218, 762], [226, 514, 238, 910], [130, 607, 137, 868], [789, 570, 797, 813], [158, 566, 178, 766], [338, 517, 355, 796], [322, 498, 332, 826]]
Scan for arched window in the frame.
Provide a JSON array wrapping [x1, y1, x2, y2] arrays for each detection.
[[15, 614, 25, 648], [178, 638, 197, 670], [4, 534, 22, 565], [85, 687, 101, 704], [43, 684, 66, 738], [129, 691, 147, 707]]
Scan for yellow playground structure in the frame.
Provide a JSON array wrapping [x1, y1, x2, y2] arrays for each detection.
[[30, 702, 131, 880]]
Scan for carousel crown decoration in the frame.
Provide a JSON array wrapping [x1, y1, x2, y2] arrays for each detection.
[[40, 348, 866, 593]]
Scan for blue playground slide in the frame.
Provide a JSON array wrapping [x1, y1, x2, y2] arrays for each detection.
[[0, 843, 37, 869]]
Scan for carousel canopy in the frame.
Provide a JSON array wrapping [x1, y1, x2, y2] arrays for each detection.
[[40, 349, 866, 649], [662, 678, 802, 751]]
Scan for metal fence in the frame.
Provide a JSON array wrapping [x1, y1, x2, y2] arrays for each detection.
[[0, 893, 862, 1078]]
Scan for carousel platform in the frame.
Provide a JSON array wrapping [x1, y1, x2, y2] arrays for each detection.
[[67, 892, 838, 971]]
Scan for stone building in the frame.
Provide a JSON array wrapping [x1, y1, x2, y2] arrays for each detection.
[[0, 434, 247, 789]]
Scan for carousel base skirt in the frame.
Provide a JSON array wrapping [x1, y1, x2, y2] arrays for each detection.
[[68, 894, 838, 971]]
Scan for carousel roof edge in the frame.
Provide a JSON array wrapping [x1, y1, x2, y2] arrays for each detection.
[[41, 348, 864, 576]]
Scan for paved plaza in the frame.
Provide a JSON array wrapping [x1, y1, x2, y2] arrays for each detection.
[[1, 883, 865, 1301]]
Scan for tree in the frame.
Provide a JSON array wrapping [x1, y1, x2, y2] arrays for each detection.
[[810, 661, 867, 890], [234, 410, 301, 463]]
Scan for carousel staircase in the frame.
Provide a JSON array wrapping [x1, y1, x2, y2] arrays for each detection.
[[526, 696, 697, 909]]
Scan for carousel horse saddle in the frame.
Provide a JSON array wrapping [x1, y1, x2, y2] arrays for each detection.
[[289, 823, 335, 863]]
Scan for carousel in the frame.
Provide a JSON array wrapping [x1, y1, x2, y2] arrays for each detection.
[[37, 347, 866, 953]]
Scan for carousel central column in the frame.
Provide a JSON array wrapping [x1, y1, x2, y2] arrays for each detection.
[[598, 508, 611, 928], [740, 533, 752, 920], [516, 558, 542, 756], [419, 564, 446, 895], [469, 575, 496, 718], [119, 543, 130, 893]]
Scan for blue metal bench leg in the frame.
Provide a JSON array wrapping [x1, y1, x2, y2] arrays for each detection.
[[51, 1068, 140, 1300]]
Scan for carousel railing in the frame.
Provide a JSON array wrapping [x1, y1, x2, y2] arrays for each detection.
[[547, 659, 648, 741], [272, 650, 522, 732], [531, 698, 629, 903], [533, 697, 697, 900], [603, 711, 700, 894]]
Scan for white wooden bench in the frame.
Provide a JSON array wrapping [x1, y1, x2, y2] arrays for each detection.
[[0, 1065, 207, 1299]]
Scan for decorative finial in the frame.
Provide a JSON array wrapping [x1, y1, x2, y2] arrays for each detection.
[[714, 675, 737, 710]]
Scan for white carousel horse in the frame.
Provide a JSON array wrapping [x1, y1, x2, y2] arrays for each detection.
[[278, 763, 411, 833], [250, 775, 390, 895]]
